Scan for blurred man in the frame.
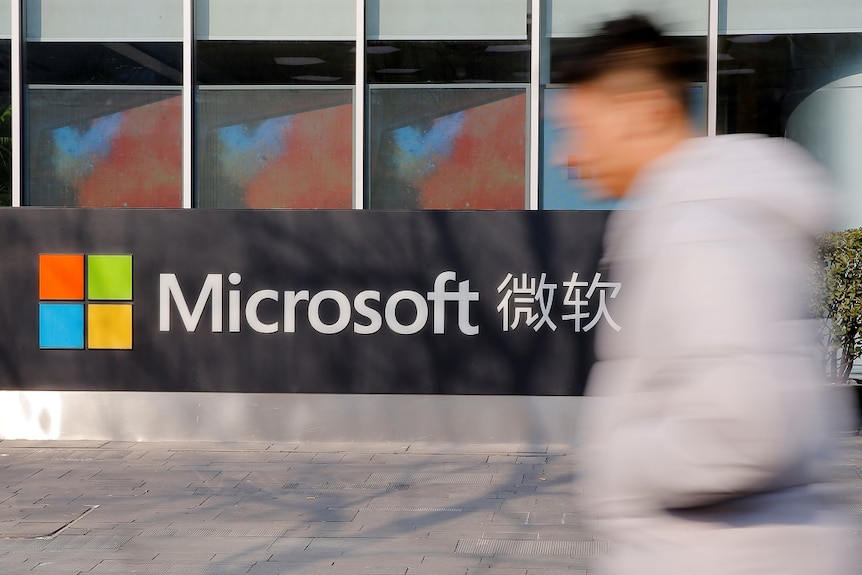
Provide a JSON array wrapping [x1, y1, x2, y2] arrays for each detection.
[[556, 15, 857, 575]]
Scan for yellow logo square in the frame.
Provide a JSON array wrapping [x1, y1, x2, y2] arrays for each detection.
[[87, 304, 133, 350]]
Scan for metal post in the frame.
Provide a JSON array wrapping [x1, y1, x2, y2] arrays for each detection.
[[11, 0, 22, 206], [707, 0, 719, 136], [182, 0, 194, 207], [353, 0, 365, 209], [529, 0, 541, 210]]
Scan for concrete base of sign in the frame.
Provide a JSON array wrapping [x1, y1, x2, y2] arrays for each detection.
[[0, 391, 585, 445]]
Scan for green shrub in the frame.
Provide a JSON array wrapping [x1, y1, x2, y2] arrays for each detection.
[[812, 228, 862, 382]]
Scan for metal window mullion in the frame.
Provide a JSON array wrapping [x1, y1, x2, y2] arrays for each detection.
[[528, 0, 540, 210], [182, 0, 194, 208], [353, 0, 365, 209], [707, 0, 719, 136], [11, 0, 22, 206]]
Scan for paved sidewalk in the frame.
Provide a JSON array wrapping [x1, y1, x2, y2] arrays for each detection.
[[0, 438, 860, 575]]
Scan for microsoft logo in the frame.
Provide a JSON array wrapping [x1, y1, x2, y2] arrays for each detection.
[[38, 254, 133, 350]]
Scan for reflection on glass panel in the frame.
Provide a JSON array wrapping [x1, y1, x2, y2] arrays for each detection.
[[718, 33, 862, 228], [0, 103, 8, 207], [787, 74, 862, 228], [548, 36, 708, 84], [718, 2, 862, 227], [28, 90, 182, 207], [367, 41, 529, 84], [369, 88, 526, 209], [27, 43, 182, 85], [718, 34, 862, 136], [197, 41, 355, 85], [367, 0, 528, 84], [0, 41, 10, 206], [197, 89, 353, 208]]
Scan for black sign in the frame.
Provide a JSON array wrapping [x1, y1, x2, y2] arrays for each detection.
[[0, 209, 613, 395]]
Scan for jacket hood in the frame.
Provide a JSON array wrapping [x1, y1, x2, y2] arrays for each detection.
[[627, 134, 837, 239]]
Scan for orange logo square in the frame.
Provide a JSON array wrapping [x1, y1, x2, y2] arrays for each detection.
[[39, 254, 85, 300]]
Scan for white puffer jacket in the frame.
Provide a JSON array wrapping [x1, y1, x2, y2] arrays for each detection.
[[582, 135, 858, 575]]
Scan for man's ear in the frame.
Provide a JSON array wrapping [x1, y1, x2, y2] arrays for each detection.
[[617, 88, 676, 138]]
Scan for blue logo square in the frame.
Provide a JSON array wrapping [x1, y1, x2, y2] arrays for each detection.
[[39, 303, 84, 349]]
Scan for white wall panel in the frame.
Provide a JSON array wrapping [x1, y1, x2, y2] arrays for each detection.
[[27, 0, 182, 41], [723, 0, 862, 34], [198, 0, 355, 40], [0, 391, 586, 445], [368, 0, 526, 40], [0, 0, 10, 39], [549, 0, 708, 37]]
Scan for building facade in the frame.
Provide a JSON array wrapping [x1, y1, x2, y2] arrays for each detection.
[[0, 1, 860, 441]]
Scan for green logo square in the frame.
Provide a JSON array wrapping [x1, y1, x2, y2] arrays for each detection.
[[87, 255, 132, 300]]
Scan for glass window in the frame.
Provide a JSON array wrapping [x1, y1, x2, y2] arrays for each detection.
[[367, 0, 529, 209], [27, 90, 182, 207], [369, 88, 526, 209], [196, 41, 354, 86], [27, 43, 182, 86], [195, 0, 355, 208], [718, 0, 862, 227], [197, 89, 353, 208], [367, 41, 529, 84], [25, 0, 183, 207], [0, 0, 10, 206], [542, 2, 708, 210]]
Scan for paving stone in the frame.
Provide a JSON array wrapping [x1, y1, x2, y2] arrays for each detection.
[[480, 556, 593, 571], [152, 551, 217, 562], [408, 443, 542, 455], [466, 568, 527, 574], [301, 522, 368, 535], [326, 566, 409, 574], [405, 568, 470, 575], [525, 512, 565, 525], [247, 560, 340, 575], [525, 571, 587, 575]]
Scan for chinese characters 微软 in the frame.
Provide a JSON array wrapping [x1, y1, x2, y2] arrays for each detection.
[[496, 272, 621, 333]]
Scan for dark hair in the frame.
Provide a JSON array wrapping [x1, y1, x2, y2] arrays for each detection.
[[555, 14, 701, 105]]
